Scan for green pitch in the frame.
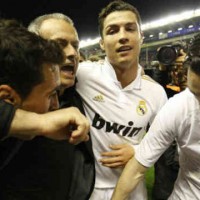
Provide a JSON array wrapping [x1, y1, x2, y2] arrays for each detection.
[[145, 166, 155, 200]]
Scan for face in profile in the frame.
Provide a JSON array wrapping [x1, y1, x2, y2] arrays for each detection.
[[100, 11, 143, 70], [20, 64, 60, 113], [40, 19, 79, 90], [187, 68, 200, 102]]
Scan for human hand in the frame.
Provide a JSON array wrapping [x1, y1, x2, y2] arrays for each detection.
[[40, 107, 90, 144], [175, 49, 187, 66], [172, 49, 187, 90], [99, 143, 135, 168]]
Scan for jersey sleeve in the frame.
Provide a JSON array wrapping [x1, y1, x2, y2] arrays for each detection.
[[149, 84, 168, 125], [135, 97, 179, 167]]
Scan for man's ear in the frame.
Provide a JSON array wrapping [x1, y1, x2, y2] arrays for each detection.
[[99, 38, 105, 51], [140, 31, 144, 45], [0, 85, 21, 106]]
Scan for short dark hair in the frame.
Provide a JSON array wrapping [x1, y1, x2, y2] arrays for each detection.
[[0, 19, 64, 99], [187, 33, 200, 75], [0, 19, 24, 28], [98, 0, 142, 38]]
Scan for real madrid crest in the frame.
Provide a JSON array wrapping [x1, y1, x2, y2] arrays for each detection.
[[136, 100, 147, 116]]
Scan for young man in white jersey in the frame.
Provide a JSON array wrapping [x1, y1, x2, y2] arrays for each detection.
[[76, 1, 167, 199], [112, 33, 200, 200]]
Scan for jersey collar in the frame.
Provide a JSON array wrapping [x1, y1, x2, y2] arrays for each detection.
[[104, 57, 142, 91]]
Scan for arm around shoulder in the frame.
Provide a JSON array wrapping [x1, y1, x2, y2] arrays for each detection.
[[8, 107, 90, 143]]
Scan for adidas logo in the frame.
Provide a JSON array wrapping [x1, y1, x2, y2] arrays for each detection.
[[93, 94, 105, 102]]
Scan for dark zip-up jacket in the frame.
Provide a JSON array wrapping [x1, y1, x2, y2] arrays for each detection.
[[0, 87, 95, 200]]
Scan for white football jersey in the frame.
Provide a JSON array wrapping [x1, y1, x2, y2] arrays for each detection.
[[136, 88, 200, 200], [76, 58, 167, 198]]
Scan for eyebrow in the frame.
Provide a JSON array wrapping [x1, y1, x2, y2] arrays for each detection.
[[126, 22, 138, 26], [106, 22, 137, 28], [56, 38, 79, 43]]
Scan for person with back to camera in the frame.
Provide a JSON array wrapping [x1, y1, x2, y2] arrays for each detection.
[[76, 1, 167, 199], [112, 32, 200, 200]]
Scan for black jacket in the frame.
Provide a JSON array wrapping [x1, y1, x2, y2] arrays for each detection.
[[0, 100, 16, 140], [0, 100, 23, 172], [59, 86, 95, 200], [0, 87, 95, 200], [151, 69, 179, 200]]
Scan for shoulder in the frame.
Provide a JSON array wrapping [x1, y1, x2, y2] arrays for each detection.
[[78, 60, 104, 70], [141, 74, 157, 83], [158, 89, 196, 120], [141, 74, 167, 98], [77, 60, 104, 77], [168, 89, 196, 109]]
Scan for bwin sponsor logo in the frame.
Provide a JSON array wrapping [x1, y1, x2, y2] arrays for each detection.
[[92, 113, 142, 137]]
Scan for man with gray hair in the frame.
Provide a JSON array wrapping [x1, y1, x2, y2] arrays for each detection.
[[0, 18, 90, 200]]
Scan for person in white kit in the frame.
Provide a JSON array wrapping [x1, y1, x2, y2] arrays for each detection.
[[112, 32, 200, 200], [76, 1, 167, 199]]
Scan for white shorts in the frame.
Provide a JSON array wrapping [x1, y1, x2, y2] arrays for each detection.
[[89, 180, 147, 200]]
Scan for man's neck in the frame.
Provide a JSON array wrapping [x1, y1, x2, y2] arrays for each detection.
[[114, 64, 138, 88]]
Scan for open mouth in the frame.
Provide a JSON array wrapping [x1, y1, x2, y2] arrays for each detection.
[[60, 65, 75, 75], [116, 46, 132, 53]]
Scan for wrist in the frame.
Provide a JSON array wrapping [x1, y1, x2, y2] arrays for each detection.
[[9, 109, 42, 137]]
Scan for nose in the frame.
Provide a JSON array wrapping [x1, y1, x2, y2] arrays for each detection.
[[64, 44, 78, 61], [118, 29, 128, 44], [50, 94, 59, 111]]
